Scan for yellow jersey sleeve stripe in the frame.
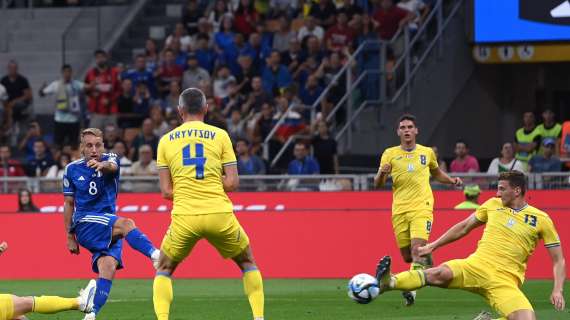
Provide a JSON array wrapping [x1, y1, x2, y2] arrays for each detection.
[[545, 242, 561, 248], [222, 161, 237, 166]]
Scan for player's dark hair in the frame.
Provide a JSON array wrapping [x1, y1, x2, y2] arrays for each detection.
[[498, 171, 527, 195], [456, 139, 469, 148], [397, 113, 417, 127], [61, 64, 72, 71], [179, 88, 206, 115], [94, 49, 107, 56], [236, 138, 250, 146]]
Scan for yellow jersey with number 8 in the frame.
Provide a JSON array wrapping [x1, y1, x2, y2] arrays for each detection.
[[157, 121, 237, 215], [379, 144, 438, 215]]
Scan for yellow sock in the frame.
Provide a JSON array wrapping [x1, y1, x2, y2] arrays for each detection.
[[153, 274, 173, 320], [410, 262, 427, 271], [32, 296, 78, 314], [243, 269, 264, 319], [393, 270, 426, 291]]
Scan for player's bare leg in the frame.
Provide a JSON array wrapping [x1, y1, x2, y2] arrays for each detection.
[[507, 310, 536, 320], [112, 218, 160, 267], [232, 246, 264, 320], [153, 251, 179, 320], [398, 238, 432, 306]]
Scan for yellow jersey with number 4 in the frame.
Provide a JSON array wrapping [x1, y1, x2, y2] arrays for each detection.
[[473, 197, 561, 284], [157, 121, 237, 215], [379, 144, 438, 215]]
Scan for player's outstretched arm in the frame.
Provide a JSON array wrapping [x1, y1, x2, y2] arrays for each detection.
[[547, 246, 566, 311], [86, 159, 118, 174], [222, 164, 239, 192], [418, 213, 484, 256], [430, 167, 462, 187], [158, 168, 173, 200], [63, 196, 79, 255]]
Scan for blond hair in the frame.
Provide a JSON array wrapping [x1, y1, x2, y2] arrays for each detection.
[[81, 128, 103, 143]]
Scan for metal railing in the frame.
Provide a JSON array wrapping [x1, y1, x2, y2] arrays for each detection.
[[2, 172, 570, 194]]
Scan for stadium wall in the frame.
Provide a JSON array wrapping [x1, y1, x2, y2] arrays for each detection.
[[0, 191, 569, 279]]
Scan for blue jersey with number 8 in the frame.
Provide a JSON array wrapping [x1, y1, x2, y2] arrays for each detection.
[[157, 121, 236, 215], [63, 153, 120, 225]]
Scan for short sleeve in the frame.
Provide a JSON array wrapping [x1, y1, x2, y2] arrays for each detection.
[[156, 138, 169, 169], [106, 153, 120, 177], [221, 131, 237, 166], [379, 149, 390, 169], [540, 215, 561, 248], [428, 148, 438, 170], [42, 81, 59, 95], [62, 165, 75, 196], [474, 200, 491, 222]]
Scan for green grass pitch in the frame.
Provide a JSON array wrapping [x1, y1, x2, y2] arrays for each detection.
[[1, 279, 568, 319]]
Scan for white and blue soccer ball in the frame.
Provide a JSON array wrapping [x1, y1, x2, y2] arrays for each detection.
[[347, 273, 380, 304]]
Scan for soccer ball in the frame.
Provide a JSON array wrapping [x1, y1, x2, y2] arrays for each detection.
[[347, 273, 380, 304]]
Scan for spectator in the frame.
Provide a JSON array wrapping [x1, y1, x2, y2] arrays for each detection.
[[372, 0, 413, 40], [273, 95, 306, 143], [193, 17, 215, 47], [269, 0, 300, 18], [17, 188, 39, 213], [397, 0, 430, 32], [487, 142, 526, 175], [227, 110, 247, 141], [308, 0, 337, 27], [312, 121, 339, 174], [213, 65, 236, 100], [150, 105, 169, 138], [235, 55, 258, 96], [205, 98, 228, 130], [449, 140, 480, 173], [84, 49, 120, 129], [182, 0, 201, 34], [112, 140, 132, 175], [282, 38, 303, 74], [167, 38, 189, 68], [132, 82, 151, 120], [144, 39, 160, 72], [514, 111, 542, 166], [103, 123, 122, 151], [117, 78, 139, 129], [162, 80, 182, 115], [297, 16, 325, 43], [214, 15, 236, 53], [253, 103, 275, 145], [272, 16, 296, 53], [157, 49, 184, 96], [182, 53, 211, 90], [39, 64, 85, 149], [195, 34, 218, 74], [325, 10, 354, 52], [299, 74, 324, 109], [130, 118, 159, 161], [234, 0, 259, 37], [242, 32, 271, 71], [288, 141, 320, 174], [453, 184, 481, 210], [129, 144, 158, 192], [431, 146, 447, 173], [236, 138, 266, 175], [166, 22, 193, 52], [1, 60, 33, 132], [241, 76, 272, 115], [122, 54, 158, 98], [528, 138, 562, 173], [166, 115, 181, 132], [46, 152, 71, 179], [208, 0, 229, 33], [536, 108, 562, 155], [18, 120, 49, 160], [0, 145, 25, 177], [338, 0, 364, 19], [25, 139, 55, 177], [262, 51, 292, 97]]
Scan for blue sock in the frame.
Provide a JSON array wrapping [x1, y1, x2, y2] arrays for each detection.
[[93, 278, 112, 314], [125, 228, 156, 258]]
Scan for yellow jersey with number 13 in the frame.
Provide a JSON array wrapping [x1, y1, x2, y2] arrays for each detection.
[[379, 144, 438, 215], [157, 121, 237, 216]]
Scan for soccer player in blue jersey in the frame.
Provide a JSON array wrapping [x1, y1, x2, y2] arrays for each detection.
[[63, 128, 160, 320]]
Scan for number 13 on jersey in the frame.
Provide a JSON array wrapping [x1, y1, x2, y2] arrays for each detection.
[[182, 143, 207, 179]]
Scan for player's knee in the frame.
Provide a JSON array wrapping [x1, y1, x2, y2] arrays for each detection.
[[115, 218, 136, 235], [13, 296, 34, 315], [507, 310, 535, 320], [425, 266, 452, 286], [97, 256, 118, 276]]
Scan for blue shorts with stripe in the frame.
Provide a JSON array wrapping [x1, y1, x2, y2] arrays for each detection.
[[73, 214, 124, 273]]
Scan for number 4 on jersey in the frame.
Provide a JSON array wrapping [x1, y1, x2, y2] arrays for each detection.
[[182, 143, 207, 179]]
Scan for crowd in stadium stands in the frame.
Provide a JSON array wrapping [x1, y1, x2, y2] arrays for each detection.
[[0, 0, 567, 187]]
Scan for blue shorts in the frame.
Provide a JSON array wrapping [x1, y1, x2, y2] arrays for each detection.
[[74, 214, 124, 274]]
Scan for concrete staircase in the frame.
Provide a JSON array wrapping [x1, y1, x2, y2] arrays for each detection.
[[111, 0, 184, 66]]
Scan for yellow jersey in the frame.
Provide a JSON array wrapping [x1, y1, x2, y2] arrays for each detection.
[[379, 144, 438, 215], [473, 198, 561, 284], [157, 121, 237, 215]]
